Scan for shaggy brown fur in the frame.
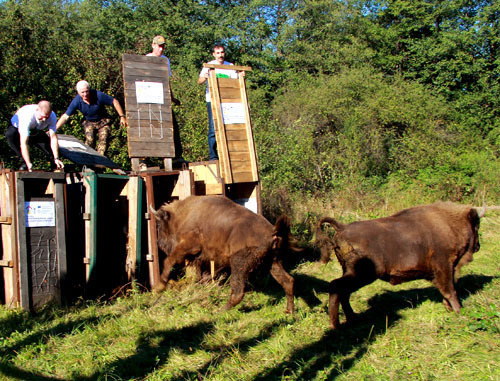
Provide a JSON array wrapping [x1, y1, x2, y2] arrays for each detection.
[[151, 195, 294, 313], [316, 202, 483, 329]]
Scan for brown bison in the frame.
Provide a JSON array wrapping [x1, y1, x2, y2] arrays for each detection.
[[316, 202, 484, 329], [150, 195, 294, 313]]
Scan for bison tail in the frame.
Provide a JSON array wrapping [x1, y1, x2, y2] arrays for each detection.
[[318, 217, 345, 231], [272, 215, 291, 250], [315, 217, 344, 264]]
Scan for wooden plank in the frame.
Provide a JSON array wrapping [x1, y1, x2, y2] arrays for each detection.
[[126, 112, 173, 122], [225, 124, 247, 131], [0, 216, 11, 224], [206, 183, 224, 194], [209, 70, 232, 183], [15, 172, 29, 310], [171, 170, 194, 200], [230, 161, 253, 172], [217, 78, 240, 88], [54, 177, 67, 305], [239, 75, 259, 182], [219, 88, 242, 101], [122, 64, 170, 75], [232, 172, 255, 183], [226, 130, 248, 141], [0, 259, 13, 267], [126, 176, 139, 281], [144, 175, 161, 288], [0, 170, 19, 306], [228, 152, 251, 162], [203, 63, 253, 72], [227, 140, 251, 152]]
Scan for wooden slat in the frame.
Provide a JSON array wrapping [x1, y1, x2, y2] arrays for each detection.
[[230, 159, 253, 170], [203, 63, 252, 72], [228, 152, 251, 162], [219, 87, 242, 100], [125, 112, 173, 122], [232, 172, 255, 183], [226, 130, 248, 141], [0, 216, 12, 224], [225, 123, 247, 131], [227, 140, 250, 152], [0, 259, 13, 268], [217, 78, 240, 88]]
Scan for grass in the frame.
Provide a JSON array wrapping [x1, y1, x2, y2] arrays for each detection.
[[0, 209, 498, 380]]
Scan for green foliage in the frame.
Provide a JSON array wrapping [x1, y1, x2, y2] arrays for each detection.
[[0, 0, 498, 203]]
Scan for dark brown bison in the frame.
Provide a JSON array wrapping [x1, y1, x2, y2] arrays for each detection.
[[316, 202, 484, 329], [150, 195, 294, 313]]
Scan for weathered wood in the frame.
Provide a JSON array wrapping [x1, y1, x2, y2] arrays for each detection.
[[122, 54, 175, 160], [0, 216, 12, 224], [203, 63, 253, 72], [126, 176, 140, 281], [0, 170, 19, 306]]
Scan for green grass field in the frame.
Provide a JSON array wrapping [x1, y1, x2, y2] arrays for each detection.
[[0, 210, 498, 380]]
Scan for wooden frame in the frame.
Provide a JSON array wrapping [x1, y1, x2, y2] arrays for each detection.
[[122, 54, 176, 171], [0, 169, 19, 307], [15, 172, 67, 311], [205, 63, 259, 184]]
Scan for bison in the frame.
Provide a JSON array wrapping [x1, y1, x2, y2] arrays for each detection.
[[316, 202, 484, 329], [150, 195, 294, 313]]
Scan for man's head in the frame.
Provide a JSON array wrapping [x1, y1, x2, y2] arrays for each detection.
[[76, 80, 90, 102], [151, 35, 166, 57], [212, 45, 226, 64], [36, 100, 52, 122]]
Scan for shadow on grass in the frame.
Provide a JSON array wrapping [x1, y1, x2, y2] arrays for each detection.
[[72, 318, 290, 380], [251, 274, 494, 380], [0, 313, 119, 381]]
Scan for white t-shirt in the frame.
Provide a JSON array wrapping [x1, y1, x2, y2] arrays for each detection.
[[199, 60, 238, 102], [146, 53, 172, 77], [11, 105, 57, 136]]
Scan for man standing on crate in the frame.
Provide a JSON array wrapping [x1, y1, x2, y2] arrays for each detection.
[[5, 100, 65, 172], [56, 80, 127, 156], [198, 44, 243, 161]]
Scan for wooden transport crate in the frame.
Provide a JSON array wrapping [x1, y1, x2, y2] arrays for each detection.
[[122, 54, 176, 171], [13, 171, 67, 311], [205, 64, 259, 185]]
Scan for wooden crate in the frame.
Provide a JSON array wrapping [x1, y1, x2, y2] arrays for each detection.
[[14, 171, 67, 311], [205, 64, 259, 184], [122, 54, 176, 171]]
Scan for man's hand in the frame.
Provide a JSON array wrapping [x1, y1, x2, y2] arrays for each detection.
[[54, 158, 64, 170]]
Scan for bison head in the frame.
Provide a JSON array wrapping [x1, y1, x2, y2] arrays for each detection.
[[150, 204, 175, 255]]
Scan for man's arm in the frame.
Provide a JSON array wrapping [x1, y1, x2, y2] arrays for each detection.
[[56, 113, 70, 130], [112, 98, 127, 127], [19, 133, 33, 172], [48, 130, 64, 169]]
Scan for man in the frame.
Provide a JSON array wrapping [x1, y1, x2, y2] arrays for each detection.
[[198, 45, 243, 160], [56, 80, 127, 156], [146, 35, 183, 165], [5, 100, 64, 171]]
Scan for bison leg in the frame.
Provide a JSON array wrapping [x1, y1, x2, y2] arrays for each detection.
[[159, 235, 201, 286], [434, 269, 461, 313], [270, 259, 295, 313], [329, 274, 374, 329]]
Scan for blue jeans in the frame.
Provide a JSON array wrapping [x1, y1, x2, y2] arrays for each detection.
[[206, 102, 218, 160]]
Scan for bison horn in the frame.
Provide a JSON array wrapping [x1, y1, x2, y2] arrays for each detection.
[[476, 204, 486, 218], [149, 204, 159, 218]]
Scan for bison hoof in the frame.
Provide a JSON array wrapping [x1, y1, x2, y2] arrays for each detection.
[[152, 281, 167, 293]]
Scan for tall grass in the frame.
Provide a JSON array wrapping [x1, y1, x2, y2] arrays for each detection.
[[0, 209, 498, 380]]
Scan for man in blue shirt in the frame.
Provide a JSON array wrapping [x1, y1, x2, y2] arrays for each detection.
[[56, 80, 127, 155]]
